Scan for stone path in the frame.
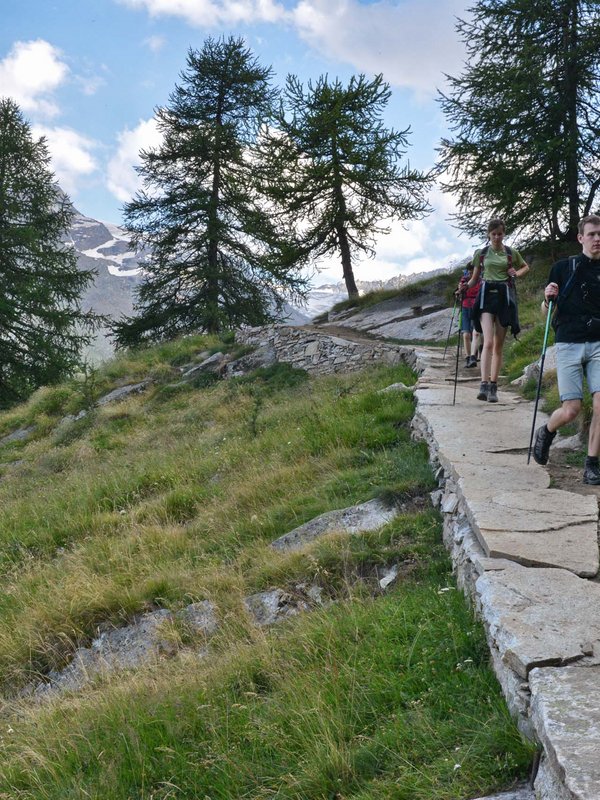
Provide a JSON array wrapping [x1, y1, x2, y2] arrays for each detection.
[[411, 346, 600, 800]]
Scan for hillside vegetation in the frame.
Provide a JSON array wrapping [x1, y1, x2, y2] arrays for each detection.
[[0, 334, 532, 798]]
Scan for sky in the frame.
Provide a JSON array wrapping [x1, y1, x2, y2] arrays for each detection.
[[0, 0, 477, 285]]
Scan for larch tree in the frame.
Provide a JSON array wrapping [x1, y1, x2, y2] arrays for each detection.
[[257, 73, 433, 300], [112, 37, 308, 348], [438, 0, 600, 244], [0, 98, 98, 407]]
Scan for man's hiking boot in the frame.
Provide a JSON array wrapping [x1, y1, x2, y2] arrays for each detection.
[[532, 424, 556, 465], [477, 381, 489, 401], [488, 382, 498, 402], [464, 355, 471, 368], [466, 355, 477, 368], [583, 459, 600, 486]]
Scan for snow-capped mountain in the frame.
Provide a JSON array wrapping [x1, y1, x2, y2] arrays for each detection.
[[67, 206, 469, 360]]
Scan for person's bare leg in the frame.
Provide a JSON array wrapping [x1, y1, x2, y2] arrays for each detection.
[[587, 392, 600, 457], [490, 324, 508, 383], [479, 314, 495, 382], [546, 399, 582, 433], [463, 331, 472, 357]]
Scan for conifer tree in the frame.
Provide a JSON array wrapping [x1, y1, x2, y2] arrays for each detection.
[[0, 98, 98, 407], [257, 73, 432, 299], [112, 37, 307, 348], [438, 0, 600, 244]]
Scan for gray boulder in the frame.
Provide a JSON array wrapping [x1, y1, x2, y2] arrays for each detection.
[[181, 352, 226, 381], [225, 346, 277, 377]]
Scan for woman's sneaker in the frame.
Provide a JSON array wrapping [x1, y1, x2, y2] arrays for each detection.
[[477, 381, 489, 401], [488, 382, 498, 402]]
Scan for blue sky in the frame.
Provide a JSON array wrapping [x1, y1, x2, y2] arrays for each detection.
[[1, 0, 477, 284]]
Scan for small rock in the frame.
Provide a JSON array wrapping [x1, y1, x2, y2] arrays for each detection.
[[377, 382, 413, 393], [379, 564, 400, 589]]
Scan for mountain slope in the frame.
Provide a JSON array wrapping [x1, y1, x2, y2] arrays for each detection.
[[0, 329, 531, 798]]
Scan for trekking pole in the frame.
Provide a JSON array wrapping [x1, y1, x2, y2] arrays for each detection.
[[443, 295, 459, 361], [453, 305, 463, 406], [527, 299, 554, 464]]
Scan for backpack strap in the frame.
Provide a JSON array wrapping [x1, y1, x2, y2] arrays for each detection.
[[558, 256, 581, 304], [479, 245, 489, 277], [504, 245, 513, 272]]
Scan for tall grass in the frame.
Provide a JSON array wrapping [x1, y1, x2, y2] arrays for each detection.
[[0, 334, 533, 797]]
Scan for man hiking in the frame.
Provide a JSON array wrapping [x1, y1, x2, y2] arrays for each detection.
[[533, 214, 600, 485]]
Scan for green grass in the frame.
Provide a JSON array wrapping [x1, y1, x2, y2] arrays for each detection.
[[0, 333, 533, 798], [0, 585, 532, 800]]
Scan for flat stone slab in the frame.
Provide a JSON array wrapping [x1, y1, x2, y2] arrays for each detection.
[[530, 665, 600, 800], [456, 459, 550, 493], [476, 563, 600, 678], [413, 378, 597, 574], [467, 489, 598, 577], [271, 498, 398, 551]]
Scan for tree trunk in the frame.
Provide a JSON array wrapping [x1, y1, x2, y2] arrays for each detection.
[[206, 110, 223, 333], [562, 0, 580, 241], [337, 223, 358, 299]]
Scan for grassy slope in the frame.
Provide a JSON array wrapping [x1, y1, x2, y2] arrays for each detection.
[[0, 334, 533, 798]]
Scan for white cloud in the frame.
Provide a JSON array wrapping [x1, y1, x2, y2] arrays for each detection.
[[0, 39, 69, 117], [312, 199, 474, 285], [292, 0, 468, 96], [76, 74, 105, 96], [32, 125, 99, 194], [117, 0, 287, 26], [143, 35, 167, 52], [107, 118, 163, 203]]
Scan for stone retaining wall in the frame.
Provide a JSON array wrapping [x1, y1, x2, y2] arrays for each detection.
[[237, 324, 415, 374]]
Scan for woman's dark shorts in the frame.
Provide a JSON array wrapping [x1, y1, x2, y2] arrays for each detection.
[[478, 281, 511, 328]]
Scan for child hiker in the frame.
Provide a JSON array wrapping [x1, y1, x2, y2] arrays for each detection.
[[457, 265, 481, 368]]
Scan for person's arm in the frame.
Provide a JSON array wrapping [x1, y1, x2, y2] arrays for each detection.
[[467, 261, 481, 288], [515, 262, 529, 278], [508, 251, 529, 279]]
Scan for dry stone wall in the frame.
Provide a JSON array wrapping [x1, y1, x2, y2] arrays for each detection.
[[237, 324, 415, 374]]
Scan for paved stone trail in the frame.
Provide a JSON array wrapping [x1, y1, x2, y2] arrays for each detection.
[[409, 344, 600, 800]]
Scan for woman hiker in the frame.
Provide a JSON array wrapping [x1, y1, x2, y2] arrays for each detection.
[[466, 218, 529, 402]]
